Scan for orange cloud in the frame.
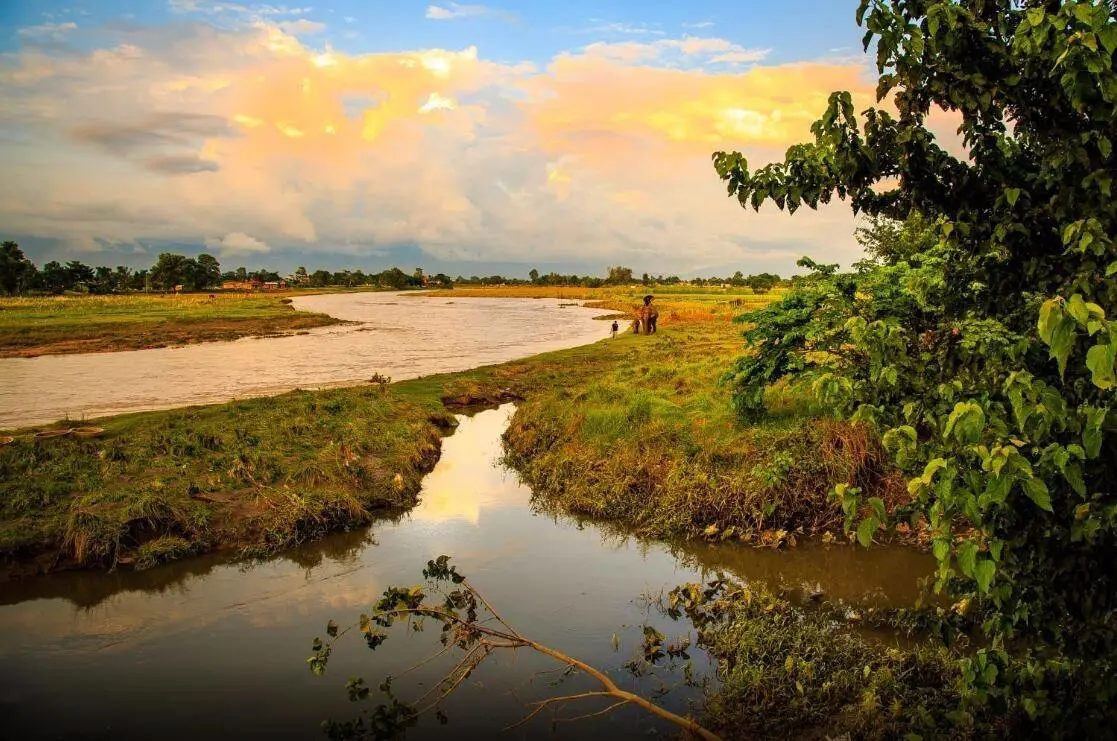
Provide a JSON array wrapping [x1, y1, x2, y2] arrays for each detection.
[[0, 23, 929, 271]]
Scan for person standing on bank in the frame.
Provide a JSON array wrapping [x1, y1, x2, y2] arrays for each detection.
[[611, 320, 619, 339]]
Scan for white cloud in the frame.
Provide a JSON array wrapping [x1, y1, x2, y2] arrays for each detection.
[[579, 36, 770, 68], [205, 232, 271, 255], [168, 1, 313, 17], [581, 21, 664, 36], [711, 49, 771, 65], [17, 22, 78, 39], [277, 19, 326, 35], [425, 3, 512, 21], [683, 21, 715, 29]]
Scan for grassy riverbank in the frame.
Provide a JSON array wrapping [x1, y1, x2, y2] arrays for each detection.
[[0, 386, 453, 577], [501, 324, 909, 544], [0, 292, 346, 357]]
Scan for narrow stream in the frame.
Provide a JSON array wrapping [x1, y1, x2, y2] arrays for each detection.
[[0, 406, 933, 739]]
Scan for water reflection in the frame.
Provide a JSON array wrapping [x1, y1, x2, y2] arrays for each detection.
[[0, 293, 606, 428], [0, 406, 933, 740]]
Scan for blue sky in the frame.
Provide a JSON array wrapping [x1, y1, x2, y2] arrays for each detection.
[[0, 0, 884, 277]]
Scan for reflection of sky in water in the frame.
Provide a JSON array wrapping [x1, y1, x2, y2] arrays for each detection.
[[0, 406, 933, 739]]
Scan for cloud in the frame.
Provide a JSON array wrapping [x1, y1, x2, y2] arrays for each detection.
[[0, 21, 930, 273], [683, 21, 715, 29], [580, 21, 665, 36], [577, 36, 770, 67], [17, 22, 78, 40], [425, 3, 513, 22], [168, 1, 312, 16], [205, 232, 270, 255], [145, 154, 221, 174], [276, 19, 326, 35]]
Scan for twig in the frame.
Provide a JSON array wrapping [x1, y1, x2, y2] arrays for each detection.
[[555, 700, 628, 725], [462, 577, 523, 638], [503, 691, 612, 731]]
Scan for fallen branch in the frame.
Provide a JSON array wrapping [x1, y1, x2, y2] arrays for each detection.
[[307, 556, 721, 741]]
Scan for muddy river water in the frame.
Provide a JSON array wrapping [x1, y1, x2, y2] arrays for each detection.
[[0, 405, 933, 740], [0, 293, 607, 429]]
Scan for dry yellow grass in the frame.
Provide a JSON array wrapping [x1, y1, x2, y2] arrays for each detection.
[[426, 285, 784, 324]]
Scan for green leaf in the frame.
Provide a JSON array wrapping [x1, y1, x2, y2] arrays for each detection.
[[856, 517, 877, 548], [944, 402, 985, 444], [932, 538, 951, 562], [1085, 342, 1116, 389], [1004, 188, 1021, 207], [1022, 478, 1052, 512], [1067, 294, 1089, 324], [974, 558, 996, 593], [957, 540, 978, 577], [1037, 298, 1063, 343], [868, 496, 888, 525]]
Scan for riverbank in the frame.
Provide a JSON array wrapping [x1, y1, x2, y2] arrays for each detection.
[[1, 318, 891, 578], [501, 325, 913, 545], [0, 292, 348, 358]]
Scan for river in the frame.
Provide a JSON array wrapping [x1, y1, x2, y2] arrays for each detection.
[[0, 293, 606, 429], [0, 405, 933, 740]]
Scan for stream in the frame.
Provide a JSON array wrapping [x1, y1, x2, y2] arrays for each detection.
[[0, 405, 933, 740]]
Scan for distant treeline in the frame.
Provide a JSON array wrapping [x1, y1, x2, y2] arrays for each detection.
[[0, 240, 788, 295]]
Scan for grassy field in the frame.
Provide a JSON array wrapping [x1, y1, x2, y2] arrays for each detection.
[[0, 292, 345, 357], [426, 285, 784, 324]]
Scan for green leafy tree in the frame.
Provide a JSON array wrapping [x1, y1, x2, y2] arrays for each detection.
[[529, 268, 540, 283], [192, 253, 221, 290], [715, 0, 1117, 729], [40, 261, 68, 293], [65, 261, 94, 291], [0, 240, 34, 295], [606, 266, 634, 284], [150, 253, 193, 290]]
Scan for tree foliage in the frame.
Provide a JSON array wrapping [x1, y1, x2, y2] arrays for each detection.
[[715, 0, 1117, 730]]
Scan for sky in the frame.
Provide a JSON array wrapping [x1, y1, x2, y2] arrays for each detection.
[[0, 0, 918, 277]]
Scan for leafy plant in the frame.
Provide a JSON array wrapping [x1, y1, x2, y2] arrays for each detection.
[[714, 0, 1117, 731]]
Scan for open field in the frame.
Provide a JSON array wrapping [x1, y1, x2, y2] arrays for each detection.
[[425, 285, 784, 324], [0, 292, 346, 357]]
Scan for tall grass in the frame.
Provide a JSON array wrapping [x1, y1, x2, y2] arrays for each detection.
[[502, 323, 906, 541], [0, 386, 449, 570]]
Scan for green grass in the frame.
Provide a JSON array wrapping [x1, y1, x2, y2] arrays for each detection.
[[0, 386, 452, 572], [501, 322, 907, 542], [0, 292, 344, 357]]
